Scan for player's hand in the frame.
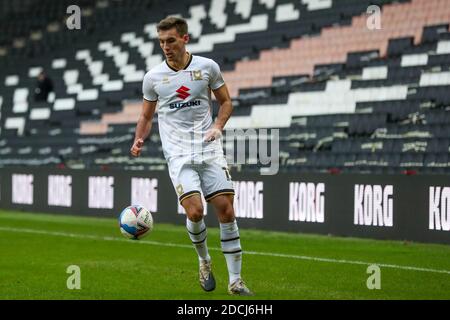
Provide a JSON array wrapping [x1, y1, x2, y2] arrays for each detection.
[[130, 138, 144, 157], [204, 127, 222, 143]]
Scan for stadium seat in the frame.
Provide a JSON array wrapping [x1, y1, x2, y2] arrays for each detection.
[[0, 0, 449, 173]]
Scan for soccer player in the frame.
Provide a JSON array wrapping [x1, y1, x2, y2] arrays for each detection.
[[130, 16, 253, 296]]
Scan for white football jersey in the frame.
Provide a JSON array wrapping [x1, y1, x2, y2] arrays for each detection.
[[142, 54, 225, 161]]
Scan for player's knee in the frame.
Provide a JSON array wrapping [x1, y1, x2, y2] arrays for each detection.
[[186, 205, 204, 222], [219, 203, 235, 222]]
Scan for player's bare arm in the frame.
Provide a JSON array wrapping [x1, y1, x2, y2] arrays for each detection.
[[130, 99, 157, 157], [205, 84, 233, 142]]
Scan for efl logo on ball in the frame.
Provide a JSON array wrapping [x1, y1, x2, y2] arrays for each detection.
[[119, 205, 153, 240]]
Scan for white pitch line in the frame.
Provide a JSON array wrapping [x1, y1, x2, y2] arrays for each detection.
[[1, 226, 450, 275]]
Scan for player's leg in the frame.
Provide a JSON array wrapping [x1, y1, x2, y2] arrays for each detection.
[[180, 193, 209, 262], [208, 194, 240, 283], [173, 162, 215, 292], [180, 193, 216, 291], [201, 159, 253, 296], [208, 194, 253, 296]]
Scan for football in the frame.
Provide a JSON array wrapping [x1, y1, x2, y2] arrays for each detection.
[[119, 205, 153, 240]]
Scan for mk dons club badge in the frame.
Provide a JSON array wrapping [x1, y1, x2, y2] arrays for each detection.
[[176, 184, 184, 196], [191, 70, 203, 80]]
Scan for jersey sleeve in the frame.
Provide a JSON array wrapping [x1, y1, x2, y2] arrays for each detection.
[[208, 60, 225, 90], [142, 73, 158, 102]]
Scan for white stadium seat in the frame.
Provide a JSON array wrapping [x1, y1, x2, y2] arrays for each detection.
[[77, 89, 99, 101], [302, 0, 333, 11], [52, 58, 67, 69], [63, 70, 79, 86], [230, 0, 253, 19], [13, 101, 28, 113], [93, 74, 110, 85], [419, 71, 450, 86], [67, 84, 83, 95], [54, 98, 75, 111], [88, 61, 103, 76], [5, 75, 19, 86], [30, 108, 51, 120], [102, 80, 124, 92], [76, 50, 91, 61], [28, 66, 43, 77], [124, 71, 145, 83], [362, 66, 388, 80], [5, 117, 25, 135], [13, 88, 28, 103], [276, 4, 300, 22], [436, 40, 450, 54], [259, 0, 276, 9], [401, 54, 429, 67]]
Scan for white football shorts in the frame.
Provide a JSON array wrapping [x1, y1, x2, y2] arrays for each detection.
[[168, 153, 235, 204]]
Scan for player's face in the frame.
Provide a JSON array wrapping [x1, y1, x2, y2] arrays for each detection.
[[158, 28, 189, 62]]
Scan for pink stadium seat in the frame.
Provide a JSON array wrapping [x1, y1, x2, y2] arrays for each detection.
[[80, 102, 141, 134], [80, 122, 108, 135]]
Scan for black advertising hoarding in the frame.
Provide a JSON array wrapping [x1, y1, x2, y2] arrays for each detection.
[[0, 167, 448, 244]]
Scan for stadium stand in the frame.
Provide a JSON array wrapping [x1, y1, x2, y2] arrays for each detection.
[[0, 0, 449, 174]]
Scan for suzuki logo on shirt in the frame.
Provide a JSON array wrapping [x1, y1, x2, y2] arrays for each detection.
[[176, 86, 191, 100]]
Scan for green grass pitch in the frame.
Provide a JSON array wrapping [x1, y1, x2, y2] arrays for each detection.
[[0, 210, 449, 300]]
